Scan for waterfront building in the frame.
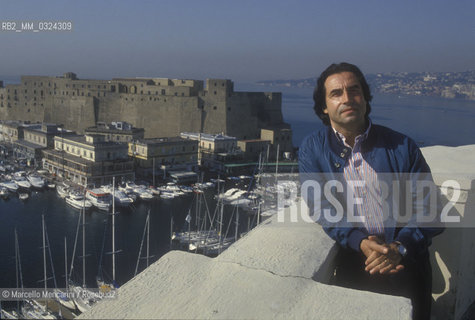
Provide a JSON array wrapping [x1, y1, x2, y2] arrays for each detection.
[[42, 133, 134, 186], [85, 121, 145, 143], [260, 126, 293, 159], [237, 139, 271, 161], [0, 73, 292, 146], [0, 120, 25, 142], [13, 123, 69, 166], [180, 132, 242, 172], [128, 137, 198, 180]]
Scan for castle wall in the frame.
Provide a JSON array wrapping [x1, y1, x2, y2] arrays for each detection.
[[0, 74, 291, 147]]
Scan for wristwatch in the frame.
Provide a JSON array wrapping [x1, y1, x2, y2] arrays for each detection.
[[397, 243, 407, 257]]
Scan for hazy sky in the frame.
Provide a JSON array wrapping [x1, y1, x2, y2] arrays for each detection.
[[1, 0, 474, 82]]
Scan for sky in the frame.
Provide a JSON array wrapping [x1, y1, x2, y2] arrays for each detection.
[[1, 0, 474, 83]]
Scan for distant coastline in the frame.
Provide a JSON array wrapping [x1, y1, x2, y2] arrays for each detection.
[[256, 70, 475, 101]]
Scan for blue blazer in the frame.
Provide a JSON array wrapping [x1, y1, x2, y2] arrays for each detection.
[[299, 123, 444, 261]]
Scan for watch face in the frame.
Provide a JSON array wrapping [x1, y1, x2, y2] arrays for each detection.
[[398, 244, 407, 257]]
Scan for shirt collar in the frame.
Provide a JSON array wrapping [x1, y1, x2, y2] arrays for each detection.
[[332, 119, 372, 148]]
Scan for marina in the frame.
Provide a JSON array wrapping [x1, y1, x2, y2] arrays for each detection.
[[0, 152, 283, 318]]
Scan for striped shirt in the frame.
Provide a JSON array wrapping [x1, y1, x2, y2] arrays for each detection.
[[333, 122, 385, 236]]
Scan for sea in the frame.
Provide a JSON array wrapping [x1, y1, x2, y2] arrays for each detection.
[[1, 80, 475, 298]]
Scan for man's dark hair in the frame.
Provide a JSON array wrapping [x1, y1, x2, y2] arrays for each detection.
[[313, 62, 373, 125]]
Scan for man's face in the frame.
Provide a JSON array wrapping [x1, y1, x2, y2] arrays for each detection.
[[323, 71, 367, 132]]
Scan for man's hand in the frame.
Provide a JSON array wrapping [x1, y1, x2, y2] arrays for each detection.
[[360, 236, 404, 275]]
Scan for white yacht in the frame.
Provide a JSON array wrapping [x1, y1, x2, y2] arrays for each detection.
[[86, 188, 112, 212], [27, 174, 46, 189], [56, 183, 70, 199], [101, 185, 134, 207], [13, 175, 32, 190], [0, 180, 19, 192], [65, 192, 93, 211], [127, 182, 154, 200], [136, 187, 154, 200]]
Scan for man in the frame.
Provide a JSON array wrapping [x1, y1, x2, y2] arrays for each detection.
[[298, 62, 443, 320]]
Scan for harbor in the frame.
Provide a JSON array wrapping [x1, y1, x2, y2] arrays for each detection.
[[0, 145, 290, 318]]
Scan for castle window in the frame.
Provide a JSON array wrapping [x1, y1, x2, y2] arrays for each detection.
[[72, 84, 75, 88], [213, 106, 217, 110], [88, 93, 91, 97], [161, 89, 165, 95], [66, 84, 69, 88], [214, 91, 217, 95]]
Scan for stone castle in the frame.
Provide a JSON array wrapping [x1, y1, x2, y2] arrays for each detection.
[[0, 72, 290, 142]]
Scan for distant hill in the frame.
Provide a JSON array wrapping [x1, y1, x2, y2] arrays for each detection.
[[256, 71, 475, 100]]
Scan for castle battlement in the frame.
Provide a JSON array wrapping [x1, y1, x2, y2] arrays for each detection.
[[0, 73, 290, 146]]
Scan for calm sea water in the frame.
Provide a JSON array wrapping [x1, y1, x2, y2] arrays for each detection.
[[237, 83, 475, 148], [0, 182, 254, 293], [1, 82, 475, 294]]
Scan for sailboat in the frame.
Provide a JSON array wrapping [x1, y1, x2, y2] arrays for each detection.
[[68, 208, 99, 313], [0, 229, 24, 319], [0, 300, 21, 319], [19, 218, 57, 320], [54, 237, 76, 310], [134, 210, 155, 277], [96, 177, 121, 293]]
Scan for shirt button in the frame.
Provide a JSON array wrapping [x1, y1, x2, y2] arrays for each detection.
[[334, 163, 340, 168], [343, 148, 348, 153], [340, 153, 345, 158]]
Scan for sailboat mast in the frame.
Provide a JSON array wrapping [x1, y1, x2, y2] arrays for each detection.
[[42, 215, 47, 297], [112, 176, 116, 282], [64, 237, 68, 289], [82, 208, 86, 288], [15, 229, 20, 313], [146, 210, 150, 268]]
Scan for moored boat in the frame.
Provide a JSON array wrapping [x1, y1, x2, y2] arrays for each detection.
[[0, 180, 19, 192], [86, 188, 112, 212], [27, 174, 46, 189], [65, 192, 93, 210]]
